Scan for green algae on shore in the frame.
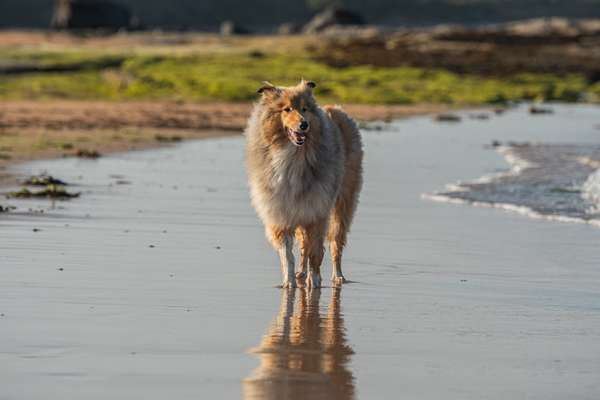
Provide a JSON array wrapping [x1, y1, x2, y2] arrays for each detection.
[[23, 174, 68, 186], [0, 50, 596, 105], [7, 185, 80, 200]]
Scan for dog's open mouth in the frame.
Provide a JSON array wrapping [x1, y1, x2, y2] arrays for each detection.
[[287, 128, 306, 146]]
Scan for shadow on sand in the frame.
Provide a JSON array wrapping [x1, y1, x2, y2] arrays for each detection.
[[244, 288, 355, 400]]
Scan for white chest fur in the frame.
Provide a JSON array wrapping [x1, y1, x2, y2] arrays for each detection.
[[247, 108, 345, 228], [256, 137, 342, 226]]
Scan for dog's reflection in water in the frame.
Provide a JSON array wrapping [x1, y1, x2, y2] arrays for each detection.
[[244, 288, 354, 400]]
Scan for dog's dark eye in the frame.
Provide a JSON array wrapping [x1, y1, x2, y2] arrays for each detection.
[[283, 107, 292, 112], [302, 107, 308, 112]]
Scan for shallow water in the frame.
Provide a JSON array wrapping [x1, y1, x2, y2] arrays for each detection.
[[1, 104, 600, 399], [428, 142, 600, 224], [243, 288, 354, 400]]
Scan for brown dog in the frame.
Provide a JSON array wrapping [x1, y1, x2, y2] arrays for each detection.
[[245, 80, 363, 288]]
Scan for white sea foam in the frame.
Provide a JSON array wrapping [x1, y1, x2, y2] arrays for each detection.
[[582, 168, 600, 213], [421, 193, 600, 227], [423, 192, 600, 227], [458, 145, 534, 187], [424, 143, 600, 227], [498, 145, 535, 173]]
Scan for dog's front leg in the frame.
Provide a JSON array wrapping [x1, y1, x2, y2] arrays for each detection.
[[294, 227, 308, 284], [267, 225, 296, 288]]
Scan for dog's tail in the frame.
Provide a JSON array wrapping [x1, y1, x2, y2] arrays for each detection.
[[323, 105, 363, 157]]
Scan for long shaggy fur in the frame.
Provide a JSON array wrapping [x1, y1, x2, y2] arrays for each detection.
[[245, 80, 363, 288]]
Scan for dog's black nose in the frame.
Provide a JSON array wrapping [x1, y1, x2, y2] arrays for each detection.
[[299, 121, 309, 131]]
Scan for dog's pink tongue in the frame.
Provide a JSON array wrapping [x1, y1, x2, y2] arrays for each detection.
[[288, 129, 306, 145]]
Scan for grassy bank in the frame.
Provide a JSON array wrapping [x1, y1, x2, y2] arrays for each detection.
[[1, 48, 599, 105]]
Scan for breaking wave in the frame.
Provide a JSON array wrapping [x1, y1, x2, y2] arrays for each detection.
[[424, 143, 600, 226]]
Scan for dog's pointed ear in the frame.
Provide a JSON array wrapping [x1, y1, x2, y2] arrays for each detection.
[[257, 81, 279, 96], [301, 79, 316, 91]]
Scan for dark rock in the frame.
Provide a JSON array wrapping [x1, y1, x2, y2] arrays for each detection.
[[75, 149, 101, 158], [434, 113, 462, 122], [51, 0, 138, 31], [303, 6, 366, 34], [248, 50, 266, 58], [529, 105, 554, 114]]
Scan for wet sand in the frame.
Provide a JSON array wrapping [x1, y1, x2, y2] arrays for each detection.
[[1, 104, 600, 399]]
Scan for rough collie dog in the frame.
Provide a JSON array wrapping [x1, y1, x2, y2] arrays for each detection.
[[245, 80, 363, 288]]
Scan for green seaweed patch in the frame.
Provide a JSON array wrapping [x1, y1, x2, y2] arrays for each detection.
[[549, 187, 582, 194], [7, 185, 80, 199], [23, 174, 68, 186]]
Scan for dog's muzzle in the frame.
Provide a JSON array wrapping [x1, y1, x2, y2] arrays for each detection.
[[287, 128, 306, 146]]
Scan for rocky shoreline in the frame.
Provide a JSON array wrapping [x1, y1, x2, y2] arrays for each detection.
[[313, 18, 600, 79]]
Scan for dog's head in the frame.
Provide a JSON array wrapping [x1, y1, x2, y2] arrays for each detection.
[[257, 80, 320, 147]]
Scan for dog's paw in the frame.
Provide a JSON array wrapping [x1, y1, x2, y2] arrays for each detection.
[[282, 278, 297, 289], [295, 271, 307, 284], [331, 275, 347, 286], [306, 272, 322, 289]]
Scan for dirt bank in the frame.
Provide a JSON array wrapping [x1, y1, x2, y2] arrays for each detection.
[[0, 100, 450, 185]]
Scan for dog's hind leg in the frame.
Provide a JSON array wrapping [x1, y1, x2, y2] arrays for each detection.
[[295, 227, 308, 284], [324, 105, 363, 286], [328, 210, 348, 286], [267, 225, 296, 288], [328, 157, 362, 286]]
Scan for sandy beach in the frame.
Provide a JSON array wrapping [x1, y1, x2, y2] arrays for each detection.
[[0, 100, 450, 186], [1, 104, 600, 399]]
